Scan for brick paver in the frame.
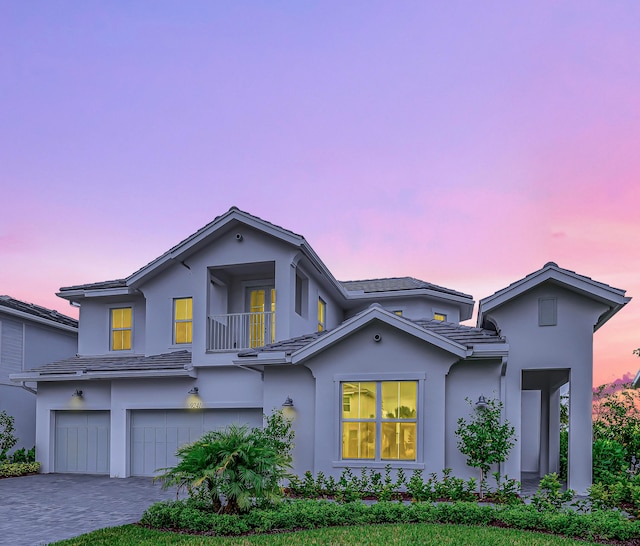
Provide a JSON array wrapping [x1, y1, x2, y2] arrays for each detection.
[[0, 473, 179, 545]]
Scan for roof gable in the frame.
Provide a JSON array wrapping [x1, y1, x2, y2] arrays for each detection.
[[478, 262, 630, 331]]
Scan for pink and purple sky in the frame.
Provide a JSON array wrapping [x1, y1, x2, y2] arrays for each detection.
[[1, 2, 639, 386]]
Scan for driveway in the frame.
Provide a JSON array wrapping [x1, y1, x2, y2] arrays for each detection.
[[0, 473, 180, 546]]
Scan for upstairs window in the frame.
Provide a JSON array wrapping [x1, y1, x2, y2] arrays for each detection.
[[317, 298, 326, 332], [393, 310, 403, 316], [341, 381, 418, 461], [174, 297, 193, 344], [295, 271, 308, 316], [433, 313, 446, 321], [538, 297, 557, 326], [111, 307, 132, 351]]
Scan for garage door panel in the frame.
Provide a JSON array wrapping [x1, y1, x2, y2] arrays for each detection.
[[55, 411, 110, 474], [130, 409, 262, 476]]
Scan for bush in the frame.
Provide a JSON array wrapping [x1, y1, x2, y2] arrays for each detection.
[[592, 438, 627, 485], [0, 411, 18, 461], [0, 461, 40, 478], [530, 473, 574, 512], [141, 497, 640, 541], [154, 410, 293, 513]]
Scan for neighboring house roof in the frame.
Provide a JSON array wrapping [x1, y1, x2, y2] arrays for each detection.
[[11, 351, 194, 381], [238, 306, 506, 364], [477, 262, 630, 331], [0, 295, 78, 331], [341, 277, 472, 300]]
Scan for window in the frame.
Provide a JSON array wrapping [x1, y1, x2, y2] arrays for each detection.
[[393, 310, 403, 317], [295, 271, 308, 316], [317, 298, 326, 332], [111, 307, 132, 350], [433, 313, 446, 321], [174, 297, 193, 344], [341, 381, 417, 461], [538, 297, 557, 326]]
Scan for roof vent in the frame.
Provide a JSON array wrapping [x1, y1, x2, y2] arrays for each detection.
[[544, 261, 558, 268]]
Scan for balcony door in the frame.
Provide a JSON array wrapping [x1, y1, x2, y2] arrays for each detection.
[[246, 287, 275, 347]]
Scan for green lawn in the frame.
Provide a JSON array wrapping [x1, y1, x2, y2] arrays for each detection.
[[50, 523, 599, 545]]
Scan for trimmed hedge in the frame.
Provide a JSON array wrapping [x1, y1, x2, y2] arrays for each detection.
[[141, 498, 640, 542], [0, 461, 40, 478]]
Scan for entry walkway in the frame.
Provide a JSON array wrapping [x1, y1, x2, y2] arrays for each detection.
[[0, 474, 179, 546]]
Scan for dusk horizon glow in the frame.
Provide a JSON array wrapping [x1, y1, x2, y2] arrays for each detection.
[[2, 2, 638, 387]]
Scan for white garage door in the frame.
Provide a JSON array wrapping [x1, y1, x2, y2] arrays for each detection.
[[130, 409, 263, 476], [55, 411, 110, 474]]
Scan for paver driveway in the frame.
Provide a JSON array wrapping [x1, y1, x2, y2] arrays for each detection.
[[0, 473, 179, 546]]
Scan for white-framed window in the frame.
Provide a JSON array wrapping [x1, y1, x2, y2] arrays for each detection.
[[341, 380, 418, 461], [174, 297, 193, 344], [111, 307, 132, 351], [317, 297, 326, 332], [433, 312, 446, 322]]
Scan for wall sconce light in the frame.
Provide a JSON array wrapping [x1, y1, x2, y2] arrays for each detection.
[[73, 389, 83, 399], [475, 395, 488, 409], [282, 396, 294, 408], [186, 386, 203, 409]]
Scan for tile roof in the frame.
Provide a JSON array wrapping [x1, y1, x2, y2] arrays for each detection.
[[0, 295, 78, 328], [238, 331, 330, 357], [411, 319, 504, 345], [340, 277, 472, 299], [59, 279, 127, 292], [30, 350, 191, 375], [59, 207, 304, 292], [482, 262, 626, 303], [238, 318, 503, 358]]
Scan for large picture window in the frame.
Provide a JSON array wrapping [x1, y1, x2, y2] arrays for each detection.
[[341, 381, 417, 461]]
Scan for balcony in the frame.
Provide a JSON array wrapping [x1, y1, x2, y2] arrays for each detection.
[[207, 312, 276, 352]]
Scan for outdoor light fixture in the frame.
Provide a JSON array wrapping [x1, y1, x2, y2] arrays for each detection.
[[188, 387, 199, 395], [186, 386, 203, 409], [475, 395, 488, 409], [72, 389, 83, 398], [282, 396, 294, 408]]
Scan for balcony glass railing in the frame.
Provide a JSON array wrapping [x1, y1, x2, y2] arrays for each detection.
[[207, 312, 275, 351]]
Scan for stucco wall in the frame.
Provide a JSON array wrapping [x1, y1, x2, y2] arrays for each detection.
[[303, 321, 462, 479]]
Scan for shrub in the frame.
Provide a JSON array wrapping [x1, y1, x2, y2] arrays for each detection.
[[154, 410, 293, 513], [141, 497, 640, 542], [455, 397, 515, 498], [530, 473, 574, 512], [0, 461, 40, 478], [592, 438, 627, 485], [0, 411, 18, 461]]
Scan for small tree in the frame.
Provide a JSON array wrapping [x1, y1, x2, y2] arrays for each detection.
[[455, 397, 515, 498], [0, 410, 18, 460]]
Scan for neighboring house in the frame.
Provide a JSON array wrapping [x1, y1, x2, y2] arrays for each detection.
[[11, 207, 630, 494], [0, 296, 78, 451]]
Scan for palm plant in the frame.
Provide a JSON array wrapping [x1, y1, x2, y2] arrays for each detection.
[[155, 414, 293, 514]]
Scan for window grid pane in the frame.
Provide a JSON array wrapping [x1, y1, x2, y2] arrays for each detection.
[[111, 308, 132, 351], [341, 380, 417, 462], [174, 298, 193, 344]]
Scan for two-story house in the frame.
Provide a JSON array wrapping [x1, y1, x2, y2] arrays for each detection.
[[12, 207, 629, 494], [1, 296, 77, 451]]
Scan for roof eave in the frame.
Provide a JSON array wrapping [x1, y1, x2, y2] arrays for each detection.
[[478, 268, 630, 327], [10, 368, 196, 382], [289, 307, 469, 366], [0, 307, 77, 333], [127, 209, 305, 287]]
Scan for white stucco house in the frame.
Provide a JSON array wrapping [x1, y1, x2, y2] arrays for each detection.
[[1, 296, 78, 451], [12, 207, 630, 494]]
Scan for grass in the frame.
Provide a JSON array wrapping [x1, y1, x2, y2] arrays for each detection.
[[50, 523, 600, 545]]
